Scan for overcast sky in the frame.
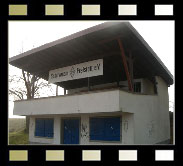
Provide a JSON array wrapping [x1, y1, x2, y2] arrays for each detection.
[[8, 21, 175, 118]]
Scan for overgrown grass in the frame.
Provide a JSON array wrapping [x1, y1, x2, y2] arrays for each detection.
[[9, 129, 29, 145]]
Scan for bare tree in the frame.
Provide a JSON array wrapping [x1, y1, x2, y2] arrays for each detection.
[[9, 69, 54, 133]]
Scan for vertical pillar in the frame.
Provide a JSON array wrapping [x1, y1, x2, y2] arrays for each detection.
[[64, 88, 66, 95], [56, 85, 58, 96], [128, 52, 134, 88], [80, 115, 89, 145], [53, 116, 61, 144], [117, 39, 133, 92], [29, 116, 35, 144], [152, 76, 158, 94], [88, 77, 90, 91], [122, 113, 135, 144]]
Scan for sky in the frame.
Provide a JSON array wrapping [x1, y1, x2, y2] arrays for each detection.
[[8, 21, 175, 118]]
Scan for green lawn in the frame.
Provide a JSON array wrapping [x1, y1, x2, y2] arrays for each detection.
[[9, 130, 29, 145]]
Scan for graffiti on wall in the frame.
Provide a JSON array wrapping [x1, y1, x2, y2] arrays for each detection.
[[123, 120, 128, 132], [81, 122, 89, 140]]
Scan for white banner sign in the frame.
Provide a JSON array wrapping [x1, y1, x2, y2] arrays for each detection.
[[48, 59, 103, 83]]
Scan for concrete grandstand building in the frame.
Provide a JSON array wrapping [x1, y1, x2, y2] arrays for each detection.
[[9, 22, 173, 144]]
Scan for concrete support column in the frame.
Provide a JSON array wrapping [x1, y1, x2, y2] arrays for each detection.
[[80, 115, 89, 145], [29, 116, 35, 143], [122, 113, 134, 144], [53, 116, 61, 144]]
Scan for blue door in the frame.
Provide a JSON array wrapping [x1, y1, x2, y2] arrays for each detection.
[[63, 119, 79, 144], [90, 117, 120, 141]]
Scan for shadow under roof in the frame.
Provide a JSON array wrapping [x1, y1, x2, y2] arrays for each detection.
[[9, 22, 173, 89]]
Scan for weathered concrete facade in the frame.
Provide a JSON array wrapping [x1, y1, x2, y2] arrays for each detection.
[[26, 76, 170, 145], [13, 78, 155, 116], [10, 22, 173, 145], [29, 113, 135, 145]]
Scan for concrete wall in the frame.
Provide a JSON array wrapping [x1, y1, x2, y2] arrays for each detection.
[[142, 78, 154, 94], [14, 78, 155, 116], [119, 76, 170, 144], [14, 90, 120, 116], [23, 76, 169, 145], [29, 116, 54, 144], [122, 113, 134, 144], [29, 112, 135, 145], [155, 76, 170, 143]]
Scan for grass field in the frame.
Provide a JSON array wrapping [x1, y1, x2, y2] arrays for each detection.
[[8, 118, 28, 145], [9, 129, 29, 145]]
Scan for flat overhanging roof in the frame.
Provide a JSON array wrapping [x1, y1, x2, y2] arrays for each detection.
[[9, 22, 173, 89]]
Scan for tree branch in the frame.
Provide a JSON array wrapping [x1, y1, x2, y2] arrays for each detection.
[[9, 89, 24, 100]]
